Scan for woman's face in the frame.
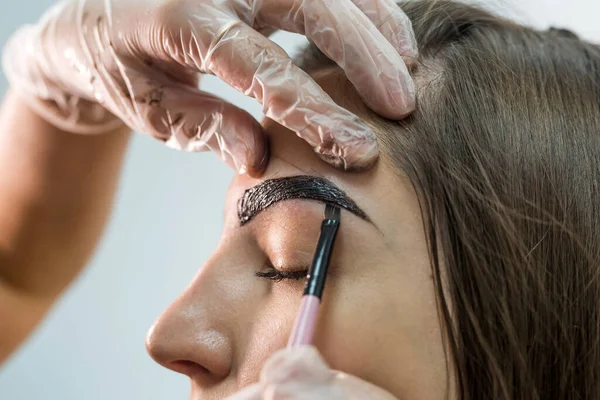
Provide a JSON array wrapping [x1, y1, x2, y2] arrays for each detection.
[[146, 68, 451, 399]]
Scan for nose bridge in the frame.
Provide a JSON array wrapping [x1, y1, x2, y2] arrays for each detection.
[[146, 238, 262, 383]]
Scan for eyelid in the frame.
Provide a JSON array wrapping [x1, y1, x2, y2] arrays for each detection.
[[256, 265, 309, 282]]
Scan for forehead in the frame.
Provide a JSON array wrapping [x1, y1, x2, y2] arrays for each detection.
[[223, 65, 416, 242]]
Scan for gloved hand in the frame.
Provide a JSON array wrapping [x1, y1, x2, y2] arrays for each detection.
[[225, 346, 398, 399], [2, 0, 417, 174]]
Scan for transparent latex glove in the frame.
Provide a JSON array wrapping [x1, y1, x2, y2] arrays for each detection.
[[225, 346, 399, 399], [2, 0, 417, 174]]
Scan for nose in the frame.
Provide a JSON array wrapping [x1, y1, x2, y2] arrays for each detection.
[[146, 255, 237, 384], [146, 298, 232, 383]]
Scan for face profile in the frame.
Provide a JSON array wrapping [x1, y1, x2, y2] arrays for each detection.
[[0, 1, 599, 399], [147, 1, 600, 399]]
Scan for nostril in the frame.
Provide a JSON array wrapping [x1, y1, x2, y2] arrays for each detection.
[[168, 360, 211, 378]]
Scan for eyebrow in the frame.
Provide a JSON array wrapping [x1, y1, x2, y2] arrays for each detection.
[[237, 176, 370, 226]]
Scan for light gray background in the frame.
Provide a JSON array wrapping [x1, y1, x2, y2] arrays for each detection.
[[0, 1, 598, 399]]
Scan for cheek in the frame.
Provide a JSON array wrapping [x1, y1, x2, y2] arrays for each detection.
[[311, 239, 397, 380], [309, 231, 446, 398]]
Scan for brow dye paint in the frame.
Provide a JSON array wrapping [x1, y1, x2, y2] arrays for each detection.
[[237, 176, 368, 225]]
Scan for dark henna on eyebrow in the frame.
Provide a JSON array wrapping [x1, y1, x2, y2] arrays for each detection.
[[237, 175, 369, 226]]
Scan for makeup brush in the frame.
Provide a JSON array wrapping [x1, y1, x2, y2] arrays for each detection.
[[287, 204, 341, 348]]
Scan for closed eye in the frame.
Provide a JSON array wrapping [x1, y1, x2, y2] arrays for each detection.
[[255, 266, 309, 282]]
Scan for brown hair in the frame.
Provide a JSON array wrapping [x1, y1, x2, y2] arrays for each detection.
[[298, 1, 600, 398]]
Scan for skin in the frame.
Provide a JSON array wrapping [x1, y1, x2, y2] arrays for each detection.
[[0, 91, 131, 362], [146, 68, 451, 399]]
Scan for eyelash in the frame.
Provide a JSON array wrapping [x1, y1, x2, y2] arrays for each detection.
[[255, 266, 309, 282]]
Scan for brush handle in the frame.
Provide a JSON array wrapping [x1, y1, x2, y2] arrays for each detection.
[[287, 295, 321, 347]]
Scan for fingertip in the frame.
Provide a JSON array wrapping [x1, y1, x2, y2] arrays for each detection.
[[402, 49, 419, 70], [395, 76, 417, 118], [310, 120, 379, 172], [363, 70, 416, 120], [246, 131, 270, 178], [372, 0, 419, 66], [213, 109, 269, 177], [396, 22, 419, 68], [317, 151, 378, 172]]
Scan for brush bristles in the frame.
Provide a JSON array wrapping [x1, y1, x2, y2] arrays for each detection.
[[324, 204, 340, 221]]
